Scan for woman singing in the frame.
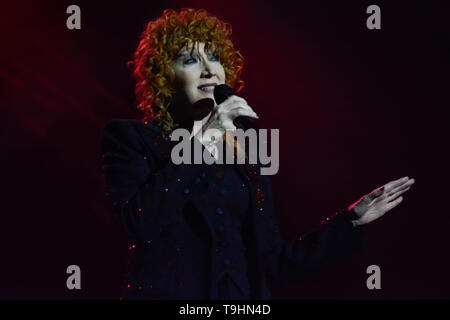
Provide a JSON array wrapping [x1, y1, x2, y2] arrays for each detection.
[[100, 8, 414, 300]]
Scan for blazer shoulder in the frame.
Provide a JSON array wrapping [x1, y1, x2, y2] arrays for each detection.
[[102, 118, 172, 161], [101, 119, 149, 154], [102, 118, 164, 140]]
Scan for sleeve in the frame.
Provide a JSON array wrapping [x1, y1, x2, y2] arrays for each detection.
[[259, 174, 366, 288], [100, 119, 208, 243]]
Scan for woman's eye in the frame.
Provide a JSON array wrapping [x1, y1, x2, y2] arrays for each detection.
[[209, 54, 220, 61], [182, 54, 219, 65], [184, 57, 197, 64]]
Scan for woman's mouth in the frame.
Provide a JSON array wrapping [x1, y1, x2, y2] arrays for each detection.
[[198, 83, 217, 93]]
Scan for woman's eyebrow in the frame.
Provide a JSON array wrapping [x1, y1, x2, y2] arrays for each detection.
[[177, 48, 217, 55], [176, 50, 217, 59], [177, 51, 195, 58]]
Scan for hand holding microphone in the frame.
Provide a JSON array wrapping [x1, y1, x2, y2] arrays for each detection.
[[213, 84, 258, 131], [193, 84, 259, 144]]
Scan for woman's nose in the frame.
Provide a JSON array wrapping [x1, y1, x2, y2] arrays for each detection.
[[200, 57, 215, 78], [201, 66, 215, 78], [201, 70, 213, 78]]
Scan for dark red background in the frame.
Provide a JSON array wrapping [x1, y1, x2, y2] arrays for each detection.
[[1, 0, 448, 299]]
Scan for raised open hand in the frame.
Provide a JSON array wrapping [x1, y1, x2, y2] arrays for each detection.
[[349, 176, 415, 226]]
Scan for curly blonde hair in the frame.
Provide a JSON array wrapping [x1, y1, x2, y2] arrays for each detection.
[[128, 8, 245, 134]]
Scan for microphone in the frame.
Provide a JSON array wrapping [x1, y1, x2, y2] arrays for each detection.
[[213, 84, 257, 130]]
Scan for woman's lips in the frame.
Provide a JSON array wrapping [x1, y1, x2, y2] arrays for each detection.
[[198, 86, 215, 93], [198, 83, 217, 93]]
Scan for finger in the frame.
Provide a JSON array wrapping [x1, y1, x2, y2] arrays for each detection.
[[218, 100, 254, 116], [384, 176, 409, 193], [230, 103, 255, 116], [366, 187, 384, 201], [229, 107, 258, 119], [387, 186, 411, 202], [387, 178, 415, 195], [228, 95, 249, 106], [385, 196, 403, 211], [221, 96, 255, 114], [219, 95, 249, 109], [372, 192, 388, 205]]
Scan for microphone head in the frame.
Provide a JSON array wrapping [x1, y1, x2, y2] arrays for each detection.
[[214, 84, 235, 105]]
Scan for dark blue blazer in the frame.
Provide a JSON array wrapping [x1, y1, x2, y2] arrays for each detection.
[[100, 119, 366, 299]]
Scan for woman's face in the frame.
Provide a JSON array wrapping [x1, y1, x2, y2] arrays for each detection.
[[170, 40, 226, 119]]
